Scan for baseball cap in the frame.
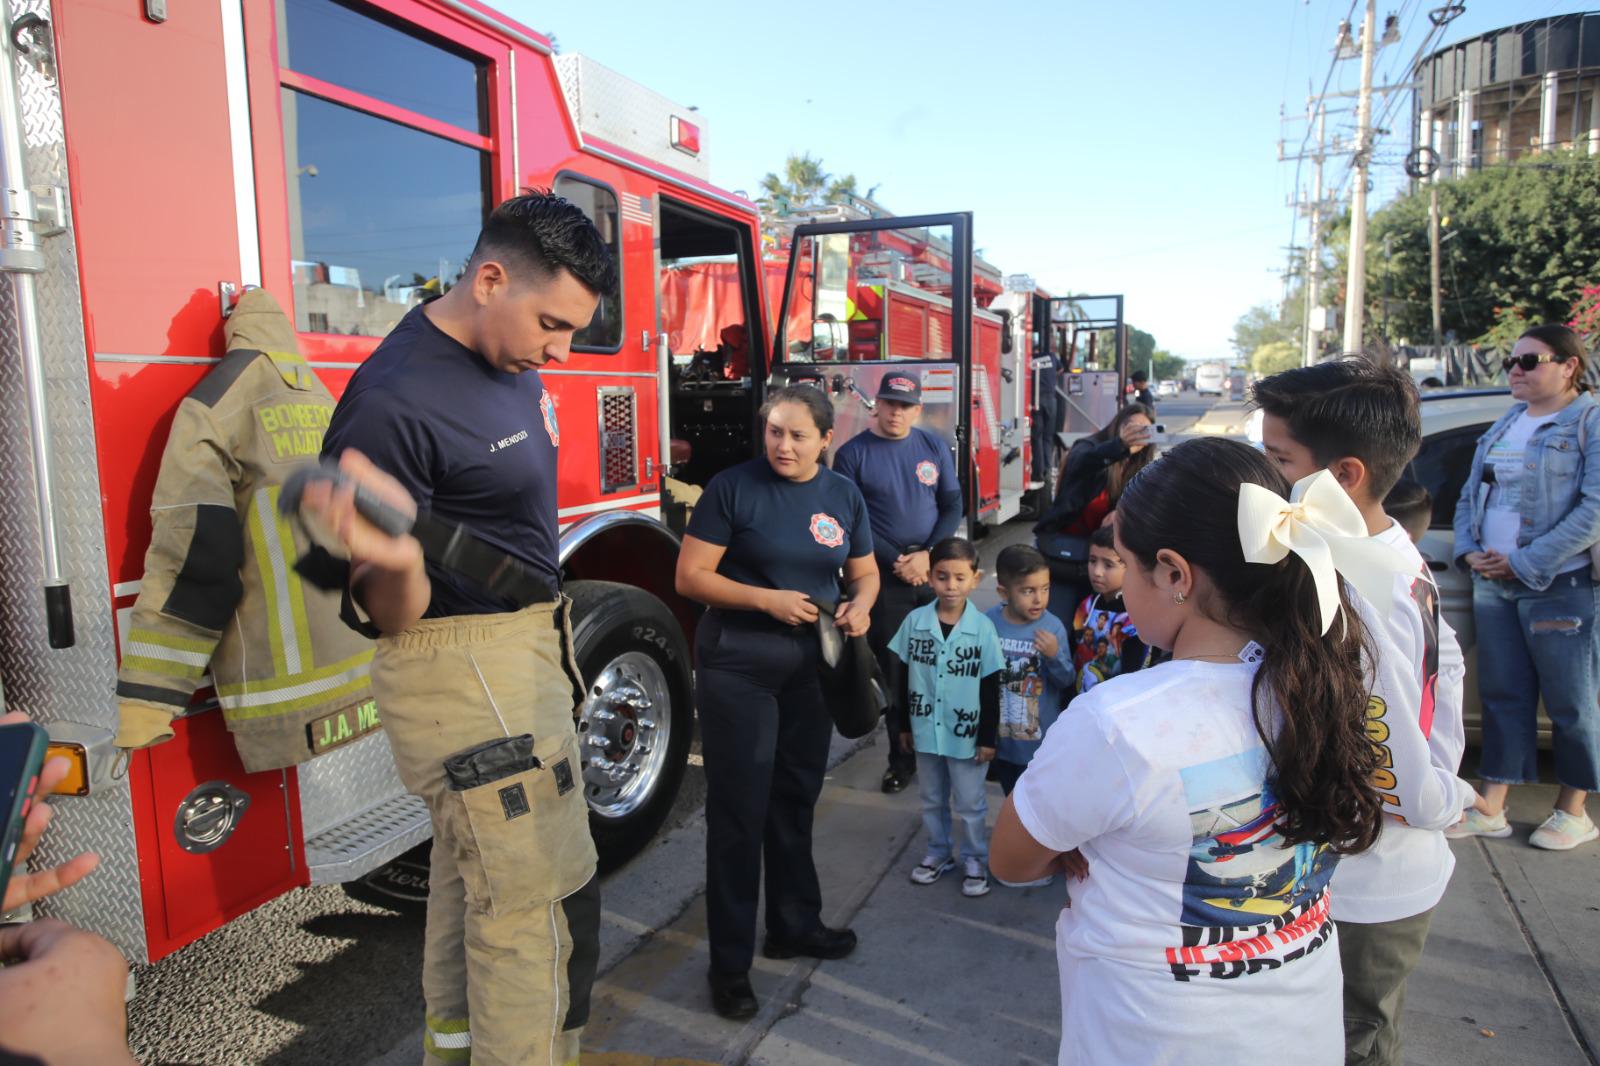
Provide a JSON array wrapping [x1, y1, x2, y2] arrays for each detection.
[[876, 373, 922, 404]]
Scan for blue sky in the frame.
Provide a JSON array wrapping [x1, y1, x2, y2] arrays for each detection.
[[502, 1, 1593, 362]]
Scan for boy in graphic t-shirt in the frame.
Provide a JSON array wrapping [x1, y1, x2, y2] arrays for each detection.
[[1072, 527, 1149, 693], [986, 546, 1074, 795]]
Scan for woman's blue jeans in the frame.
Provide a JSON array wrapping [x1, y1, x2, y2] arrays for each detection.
[[1472, 571, 1600, 792]]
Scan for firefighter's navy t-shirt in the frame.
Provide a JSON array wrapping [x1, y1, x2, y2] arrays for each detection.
[[687, 457, 873, 610], [831, 425, 962, 569], [322, 304, 560, 618]]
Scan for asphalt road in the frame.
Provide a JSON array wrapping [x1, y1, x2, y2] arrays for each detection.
[[123, 397, 1231, 1065]]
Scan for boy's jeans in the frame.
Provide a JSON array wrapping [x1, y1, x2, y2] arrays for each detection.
[[1473, 571, 1600, 792], [915, 752, 991, 864]]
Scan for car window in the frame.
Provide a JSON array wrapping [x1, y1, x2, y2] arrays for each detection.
[[1408, 424, 1490, 528]]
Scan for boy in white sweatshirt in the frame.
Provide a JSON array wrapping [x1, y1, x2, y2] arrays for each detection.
[[1254, 360, 1488, 1066]]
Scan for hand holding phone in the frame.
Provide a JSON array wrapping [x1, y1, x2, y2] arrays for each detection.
[[0, 713, 100, 914]]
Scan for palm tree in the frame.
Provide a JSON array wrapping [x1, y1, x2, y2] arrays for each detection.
[[758, 153, 870, 215]]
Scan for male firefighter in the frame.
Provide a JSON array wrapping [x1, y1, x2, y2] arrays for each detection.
[[303, 193, 615, 1066], [112, 288, 375, 770], [831, 372, 963, 793]]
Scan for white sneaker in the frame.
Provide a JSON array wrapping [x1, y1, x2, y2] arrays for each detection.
[[1528, 810, 1599, 851], [910, 855, 956, 884], [1444, 808, 1512, 839], [993, 872, 1054, 889], [961, 858, 991, 897]]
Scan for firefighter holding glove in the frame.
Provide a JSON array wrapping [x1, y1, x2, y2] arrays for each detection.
[[305, 193, 614, 1066], [113, 289, 376, 771]]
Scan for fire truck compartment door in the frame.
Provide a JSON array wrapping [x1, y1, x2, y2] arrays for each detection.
[[770, 213, 977, 522]]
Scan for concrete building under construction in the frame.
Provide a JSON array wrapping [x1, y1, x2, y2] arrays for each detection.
[[1413, 11, 1600, 176]]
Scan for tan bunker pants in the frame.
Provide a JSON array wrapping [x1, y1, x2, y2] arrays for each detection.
[[373, 600, 599, 1066]]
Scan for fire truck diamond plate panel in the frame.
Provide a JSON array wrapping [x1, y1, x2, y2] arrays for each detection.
[[0, 0, 145, 960], [598, 387, 638, 494], [553, 54, 711, 181]]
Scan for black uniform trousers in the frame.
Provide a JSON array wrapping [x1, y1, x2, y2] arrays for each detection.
[[696, 609, 833, 976], [868, 574, 935, 773]]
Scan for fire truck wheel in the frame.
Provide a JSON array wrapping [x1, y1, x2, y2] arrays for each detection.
[[567, 580, 694, 873]]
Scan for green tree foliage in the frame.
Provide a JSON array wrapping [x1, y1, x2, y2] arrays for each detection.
[[1361, 150, 1600, 346], [1231, 302, 1299, 359], [1152, 349, 1186, 382], [759, 153, 871, 215], [1250, 340, 1300, 376]]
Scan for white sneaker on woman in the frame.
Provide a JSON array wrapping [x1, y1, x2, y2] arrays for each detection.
[[1528, 810, 1599, 851]]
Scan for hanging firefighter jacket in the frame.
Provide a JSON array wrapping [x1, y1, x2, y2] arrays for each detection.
[[113, 289, 377, 772]]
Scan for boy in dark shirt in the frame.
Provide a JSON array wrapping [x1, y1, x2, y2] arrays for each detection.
[[1071, 526, 1149, 692]]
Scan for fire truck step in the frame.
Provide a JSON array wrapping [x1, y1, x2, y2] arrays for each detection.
[[305, 792, 432, 885]]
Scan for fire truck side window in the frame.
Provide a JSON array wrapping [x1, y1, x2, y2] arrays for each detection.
[[553, 176, 623, 353], [276, 0, 491, 337], [278, 0, 487, 134]]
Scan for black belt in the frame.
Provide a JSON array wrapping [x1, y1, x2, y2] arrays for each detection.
[[412, 510, 557, 609]]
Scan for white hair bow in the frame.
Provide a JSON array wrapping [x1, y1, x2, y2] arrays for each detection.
[[1237, 470, 1415, 635]]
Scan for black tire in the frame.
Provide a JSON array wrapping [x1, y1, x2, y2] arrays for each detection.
[[341, 581, 693, 912], [566, 580, 694, 873]]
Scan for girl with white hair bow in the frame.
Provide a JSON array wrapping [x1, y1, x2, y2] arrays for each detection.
[[992, 436, 1415, 1066]]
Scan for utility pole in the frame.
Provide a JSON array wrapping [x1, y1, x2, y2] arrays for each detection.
[[1304, 105, 1326, 366], [1342, 0, 1378, 355], [1429, 182, 1443, 344]]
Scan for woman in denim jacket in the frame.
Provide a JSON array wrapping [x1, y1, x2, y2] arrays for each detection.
[[1450, 325, 1600, 851]]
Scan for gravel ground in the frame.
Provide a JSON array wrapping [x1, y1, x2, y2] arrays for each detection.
[[127, 761, 709, 1065]]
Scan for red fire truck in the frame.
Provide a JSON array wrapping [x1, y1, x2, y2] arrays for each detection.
[[0, 0, 1069, 965]]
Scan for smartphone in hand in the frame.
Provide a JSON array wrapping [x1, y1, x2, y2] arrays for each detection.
[[0, 721, 50, 909]]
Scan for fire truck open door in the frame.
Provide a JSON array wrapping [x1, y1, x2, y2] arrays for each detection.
[[1042, 293, 1127, 444], [769, 213, 983, 535]]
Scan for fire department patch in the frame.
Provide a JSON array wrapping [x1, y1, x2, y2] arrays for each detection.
[[809, 512, 845, 548], [540, 390, 560, 447], [915, 460, 938, 486]]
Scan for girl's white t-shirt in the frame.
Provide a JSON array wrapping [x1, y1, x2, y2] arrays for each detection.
[[1013, 660, 1343, 1066]]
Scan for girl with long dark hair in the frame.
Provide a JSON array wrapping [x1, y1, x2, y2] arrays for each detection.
[[1033, 402, 1157, 623], [994, 437, 1394, 1065]]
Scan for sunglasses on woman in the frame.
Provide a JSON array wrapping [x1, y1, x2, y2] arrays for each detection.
[[1502, 351, 1569, 372]]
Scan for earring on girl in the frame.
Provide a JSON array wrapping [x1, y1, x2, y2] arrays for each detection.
[[1174, 591, 1187, 605]]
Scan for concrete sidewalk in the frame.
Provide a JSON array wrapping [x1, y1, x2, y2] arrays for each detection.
[[577, 736, 1599, 1065]]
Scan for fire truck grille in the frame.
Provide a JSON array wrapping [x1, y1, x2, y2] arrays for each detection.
[[598, 387, 638, 494]]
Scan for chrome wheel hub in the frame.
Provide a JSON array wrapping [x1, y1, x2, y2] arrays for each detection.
[[578, 651, 672, 819]]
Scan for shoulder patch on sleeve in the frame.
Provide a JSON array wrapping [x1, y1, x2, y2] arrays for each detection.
[[189, 348, 265, 408]]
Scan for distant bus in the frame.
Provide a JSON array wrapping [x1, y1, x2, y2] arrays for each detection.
[[1195, 363, 1227, 396]]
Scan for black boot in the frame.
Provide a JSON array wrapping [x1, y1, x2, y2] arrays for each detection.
[[762, 924, 858, 961], [707, 969, 758, 1020]]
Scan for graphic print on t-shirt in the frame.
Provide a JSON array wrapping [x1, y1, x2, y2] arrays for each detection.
[[997, 636, 1045, 741], [1406, 575, 1441, 738], [915, 459, 938, 486], [1179, 746, 1335, 925], [1168, 746, 1338, 981], [809, 512, 844, 547], [1073, 594, 1137, 691]]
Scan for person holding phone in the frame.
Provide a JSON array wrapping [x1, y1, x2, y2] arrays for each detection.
[[675, 385, 879, 1020], [0, 712, 132, 1066], [1033, 402, 1158, 625]]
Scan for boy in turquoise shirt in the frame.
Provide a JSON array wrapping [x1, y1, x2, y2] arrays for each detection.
[[889, 538, 1005, 897]]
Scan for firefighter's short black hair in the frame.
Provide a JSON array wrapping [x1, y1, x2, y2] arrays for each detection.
[[470, 191, 618, 297]]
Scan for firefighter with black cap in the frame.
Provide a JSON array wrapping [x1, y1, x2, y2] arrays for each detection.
[[832, 371, 963, 793], [297, 192, 615, 1066]]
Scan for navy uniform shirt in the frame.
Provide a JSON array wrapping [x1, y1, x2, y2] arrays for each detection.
[[831, 425, 962, 571], [322, 304, 560, 618], [687, 457, 873, 608]]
